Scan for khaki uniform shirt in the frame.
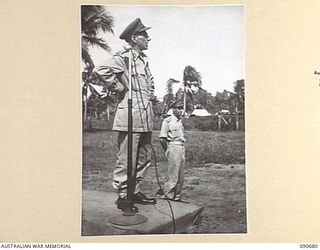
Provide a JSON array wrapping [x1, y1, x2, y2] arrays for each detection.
[[93, 49, 154, 132], [159, 115, 186, 143]]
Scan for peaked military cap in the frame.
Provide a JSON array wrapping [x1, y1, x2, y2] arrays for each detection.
[[119, 18, 151, 42]]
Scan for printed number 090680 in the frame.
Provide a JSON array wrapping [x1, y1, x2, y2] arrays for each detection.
[[300, 244, 318, 248]]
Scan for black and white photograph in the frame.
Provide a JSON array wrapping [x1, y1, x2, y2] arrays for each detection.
[[3, 0, 320, 245], [81, 5, 246, 235]]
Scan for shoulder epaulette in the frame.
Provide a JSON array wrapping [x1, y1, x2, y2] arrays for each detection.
[[164, 116, 172, 123], [114, 49, 129, 57]]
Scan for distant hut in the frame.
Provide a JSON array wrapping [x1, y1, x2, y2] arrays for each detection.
[[190, 109, 211, 117]]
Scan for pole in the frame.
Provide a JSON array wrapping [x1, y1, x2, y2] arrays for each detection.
[[127, 48, 133, 204], [235, 102, 239, 131], [109, 46, 148, 225]]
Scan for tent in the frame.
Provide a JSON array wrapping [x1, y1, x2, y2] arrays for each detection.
[[191, 109, 211, 117]]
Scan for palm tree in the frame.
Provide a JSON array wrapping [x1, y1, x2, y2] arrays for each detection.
[[161, 66, 202, 116], [81, 5, 114, 70], [100, 88, 117, 121], [232, 79, 245, 130], [174, 87, 194, 113], [233, 79, 245, 110], [222, 80, 245, 130], [162, 78, 179, 114], [193, 88, 214, 110], [85, 79, 117, 121], [182, 66, 202, 115], [81, 5, 114, 124]]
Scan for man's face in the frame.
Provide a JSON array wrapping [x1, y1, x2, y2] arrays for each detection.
[[132, 31, 151, 51], [173, 108, 183, 119]]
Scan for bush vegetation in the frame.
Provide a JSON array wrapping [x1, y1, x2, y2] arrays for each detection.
[[83, 115, 245, 132]]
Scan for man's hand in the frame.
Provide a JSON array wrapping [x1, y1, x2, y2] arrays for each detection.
[[150, 93, 157, 102], [109, 78, 125, 93], [160, 138, 168, 152]]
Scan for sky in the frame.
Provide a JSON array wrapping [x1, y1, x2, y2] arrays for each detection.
[[88, 5, 244, 99]]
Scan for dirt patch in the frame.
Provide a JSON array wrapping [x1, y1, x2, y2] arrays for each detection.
[[142, 162, 247, 234]]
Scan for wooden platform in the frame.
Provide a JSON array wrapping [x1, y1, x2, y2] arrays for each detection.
[[82, 190, 204, 235]]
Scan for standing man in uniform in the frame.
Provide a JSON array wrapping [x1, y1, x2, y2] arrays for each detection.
[[92, 18, 156, 212], [158, 102, 186, 201]]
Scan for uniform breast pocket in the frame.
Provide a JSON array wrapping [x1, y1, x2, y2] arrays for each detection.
[[170, 125, 182, 138], [132, 74, 148, 90], [134, 60, 146, 74]]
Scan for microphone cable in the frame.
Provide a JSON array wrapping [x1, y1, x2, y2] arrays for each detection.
[[131, 51, 176, 234]]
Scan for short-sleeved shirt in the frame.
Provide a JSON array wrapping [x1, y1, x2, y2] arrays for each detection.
[[159, 115, 186, 143]]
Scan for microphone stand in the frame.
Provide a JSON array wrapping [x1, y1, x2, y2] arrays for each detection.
[[109, 46, 148, 226]]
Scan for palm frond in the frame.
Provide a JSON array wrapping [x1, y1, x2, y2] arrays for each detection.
[[81, 47, 95, 71], [165, 79, 173, 95], [81, 6, 114, 36], [82, 35, 111, 52], [167, 78, 180, 84], [96, 9, 114, 34], [186, 91, 194, 102], [183, 65, 202, 87], [162, 93, 175, 113]]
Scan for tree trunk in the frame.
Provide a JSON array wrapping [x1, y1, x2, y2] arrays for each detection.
[[235, 102, 239, 131], [84, 96, 88, 121], [162, 95, 168, 114], [183, 83, 187, 116], [106, 106, 110, 121]]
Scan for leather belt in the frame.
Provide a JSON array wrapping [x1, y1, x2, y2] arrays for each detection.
[[168, 141, 185, 146]]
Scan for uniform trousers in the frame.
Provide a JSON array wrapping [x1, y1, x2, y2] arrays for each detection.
[[113, 131, 152, 198], [163, 143, 185, 199]]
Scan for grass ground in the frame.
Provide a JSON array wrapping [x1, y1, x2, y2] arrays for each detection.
[[82, 130, 246, 234]]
